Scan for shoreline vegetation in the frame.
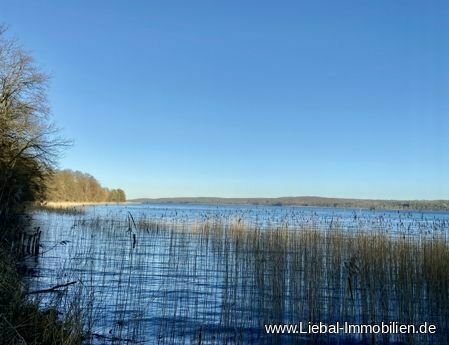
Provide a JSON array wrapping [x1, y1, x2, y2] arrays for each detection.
[[31, 201, 128, 215], [132, 196, 449, 212], [31, 169, 127, 214], [0, 26, 125, 344], [43, 201, 128, 207]]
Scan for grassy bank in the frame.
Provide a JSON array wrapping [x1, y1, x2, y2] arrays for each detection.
[[43, 201, 127, 207], [31, 201, 130, 215], [0, 221, 83, 345]]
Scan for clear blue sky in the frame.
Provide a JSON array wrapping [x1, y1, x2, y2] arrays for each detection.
[[3, 1, 448, 200]]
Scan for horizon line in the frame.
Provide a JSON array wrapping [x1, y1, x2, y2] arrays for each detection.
[[128, 195, 449, 202]]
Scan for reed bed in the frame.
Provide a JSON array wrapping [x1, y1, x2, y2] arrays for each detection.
[[26, 210, 449, 344], [31, 203, 86, 215]]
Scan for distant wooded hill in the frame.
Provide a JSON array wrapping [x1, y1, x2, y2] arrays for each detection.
[[132, 196, 449, 211], [46, 169, 126, 202]]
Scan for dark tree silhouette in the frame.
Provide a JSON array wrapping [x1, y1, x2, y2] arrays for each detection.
[[0, 25, 68, 235]]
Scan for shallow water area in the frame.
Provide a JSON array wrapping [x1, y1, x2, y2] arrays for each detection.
[[25, 203, 449, 344]]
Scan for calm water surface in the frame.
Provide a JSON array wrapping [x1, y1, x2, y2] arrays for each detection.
[[25, 204, 449, 344]]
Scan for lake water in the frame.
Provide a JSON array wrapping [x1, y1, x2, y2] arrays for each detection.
[[67, 202, 449, 233], [25, 203, 449, 344]]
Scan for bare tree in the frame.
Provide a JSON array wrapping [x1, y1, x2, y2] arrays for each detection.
[[0, 25, 68, 231]]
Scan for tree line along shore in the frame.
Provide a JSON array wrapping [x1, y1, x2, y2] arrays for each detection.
[[46, 169, 126, 203], [0, 25, 124, 344]]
